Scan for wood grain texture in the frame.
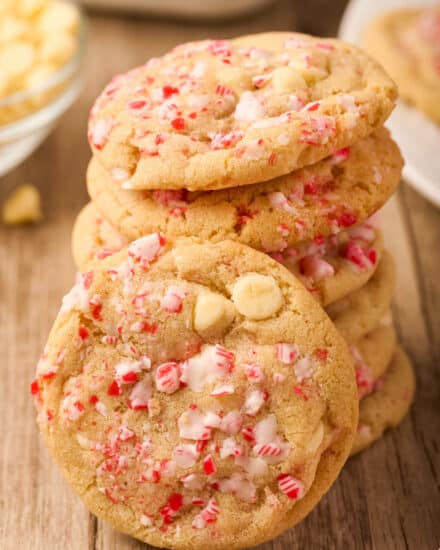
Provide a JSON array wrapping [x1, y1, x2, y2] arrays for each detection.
[[1, 3, 439, 549]]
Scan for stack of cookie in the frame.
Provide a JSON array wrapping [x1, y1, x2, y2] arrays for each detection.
[[34, 33, 415, 548]]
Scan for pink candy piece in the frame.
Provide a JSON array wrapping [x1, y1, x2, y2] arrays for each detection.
[[276, 343, 298, 364], [210, 130, 244, 150], [129, 377, 152, 410], [244, 363, 264, 383], [89, 117, 114, 150], [277, 474, 304, 500], [192, 498, 220, 529], [172, 444, 199, 468], [299, 255, 335, 281], [155, 362, 180, 394], [128, 233, 166, 266], [253, 443, 283, 457], [160, 286, 187, 313]]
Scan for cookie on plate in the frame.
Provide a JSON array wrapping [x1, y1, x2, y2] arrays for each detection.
[[364, 7, 440, 124], [327, 250, 395, 342], [352, 346, 415, 456], [33, 236, 357, 550], [88, 32, 397, 191], [87, 127, 402, 251]]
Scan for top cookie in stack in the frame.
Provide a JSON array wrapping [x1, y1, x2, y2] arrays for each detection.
[[87, 32, 397, 191]]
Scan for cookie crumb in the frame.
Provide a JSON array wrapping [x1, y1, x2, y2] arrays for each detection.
[[2, 184, 42, 225]]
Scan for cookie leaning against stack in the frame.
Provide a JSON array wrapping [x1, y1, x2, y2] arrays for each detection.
[[34, 237, 358, 549], [34, 32, 414, 548]]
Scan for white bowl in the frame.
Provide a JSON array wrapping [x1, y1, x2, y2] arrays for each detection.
[[0, 10, 86, 177]]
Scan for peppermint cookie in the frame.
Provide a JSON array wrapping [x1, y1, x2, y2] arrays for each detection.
[[71, 202, 128, 269], [33, 236, 357, 549], [87, 127, 402, 255], [88, 32, 397, 191], [72, 202, 382, 307], [327, 251, 395, 343], [352, 347, 415, 456], [274, 216, 382, 307], [364, 8, 440, 124]]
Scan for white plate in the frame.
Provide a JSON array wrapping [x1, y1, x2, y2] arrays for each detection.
[[339, 0, 440, 207]]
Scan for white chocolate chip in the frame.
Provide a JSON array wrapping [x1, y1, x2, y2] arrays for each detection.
[[217, 66, 251, 94], [40, 33, 76, 65], [0, 41, 35, 80], [37, 1, 80, 34], [272, 66, 307, 92], [193, 291, 235, 333], [25, 63, 56, 91], [2, 184, 42, 225], [306, 422, 324, 455], [231, 273, 283, 320]]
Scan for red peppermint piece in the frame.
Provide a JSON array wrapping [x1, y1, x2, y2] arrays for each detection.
[[203, 454, 216, 476], [162, 85, 179, 99], [277, 474, 304, 500], [254, 443, 282, 457], [168, 493, 184, 511], [122, 371, 138, 383], [107, 379, 121, 396], [30, 379, 40, 395], [127, 99, 147, 110], [171, 117, 185, 130], [78, 325, 89, 341], [90, 303, 103, 320], [335, 211, 357, 228], [155, 362, 180, 394], [242, 426, 255, 443]]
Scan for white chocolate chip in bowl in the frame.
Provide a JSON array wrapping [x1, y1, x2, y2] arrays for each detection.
[[193, 290, 236, 335], [231, 273, 283, 320]]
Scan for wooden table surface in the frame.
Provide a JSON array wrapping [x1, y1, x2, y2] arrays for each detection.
[[1, 2, 439, 549]]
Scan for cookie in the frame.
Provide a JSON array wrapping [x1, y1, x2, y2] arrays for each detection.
[[33, 236, 357, 549], [327, 250, 395, 342], [350, 324, 396, 399], [351, 346, 415, 456], [364, 8, 440, 124], [87, 127, 402, 254], [71, 201, 128, 269], [88, 32, 397, 191], [72, 202, 383, 307]]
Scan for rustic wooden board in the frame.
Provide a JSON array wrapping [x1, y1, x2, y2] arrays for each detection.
[[1, 3, 439, 549]]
